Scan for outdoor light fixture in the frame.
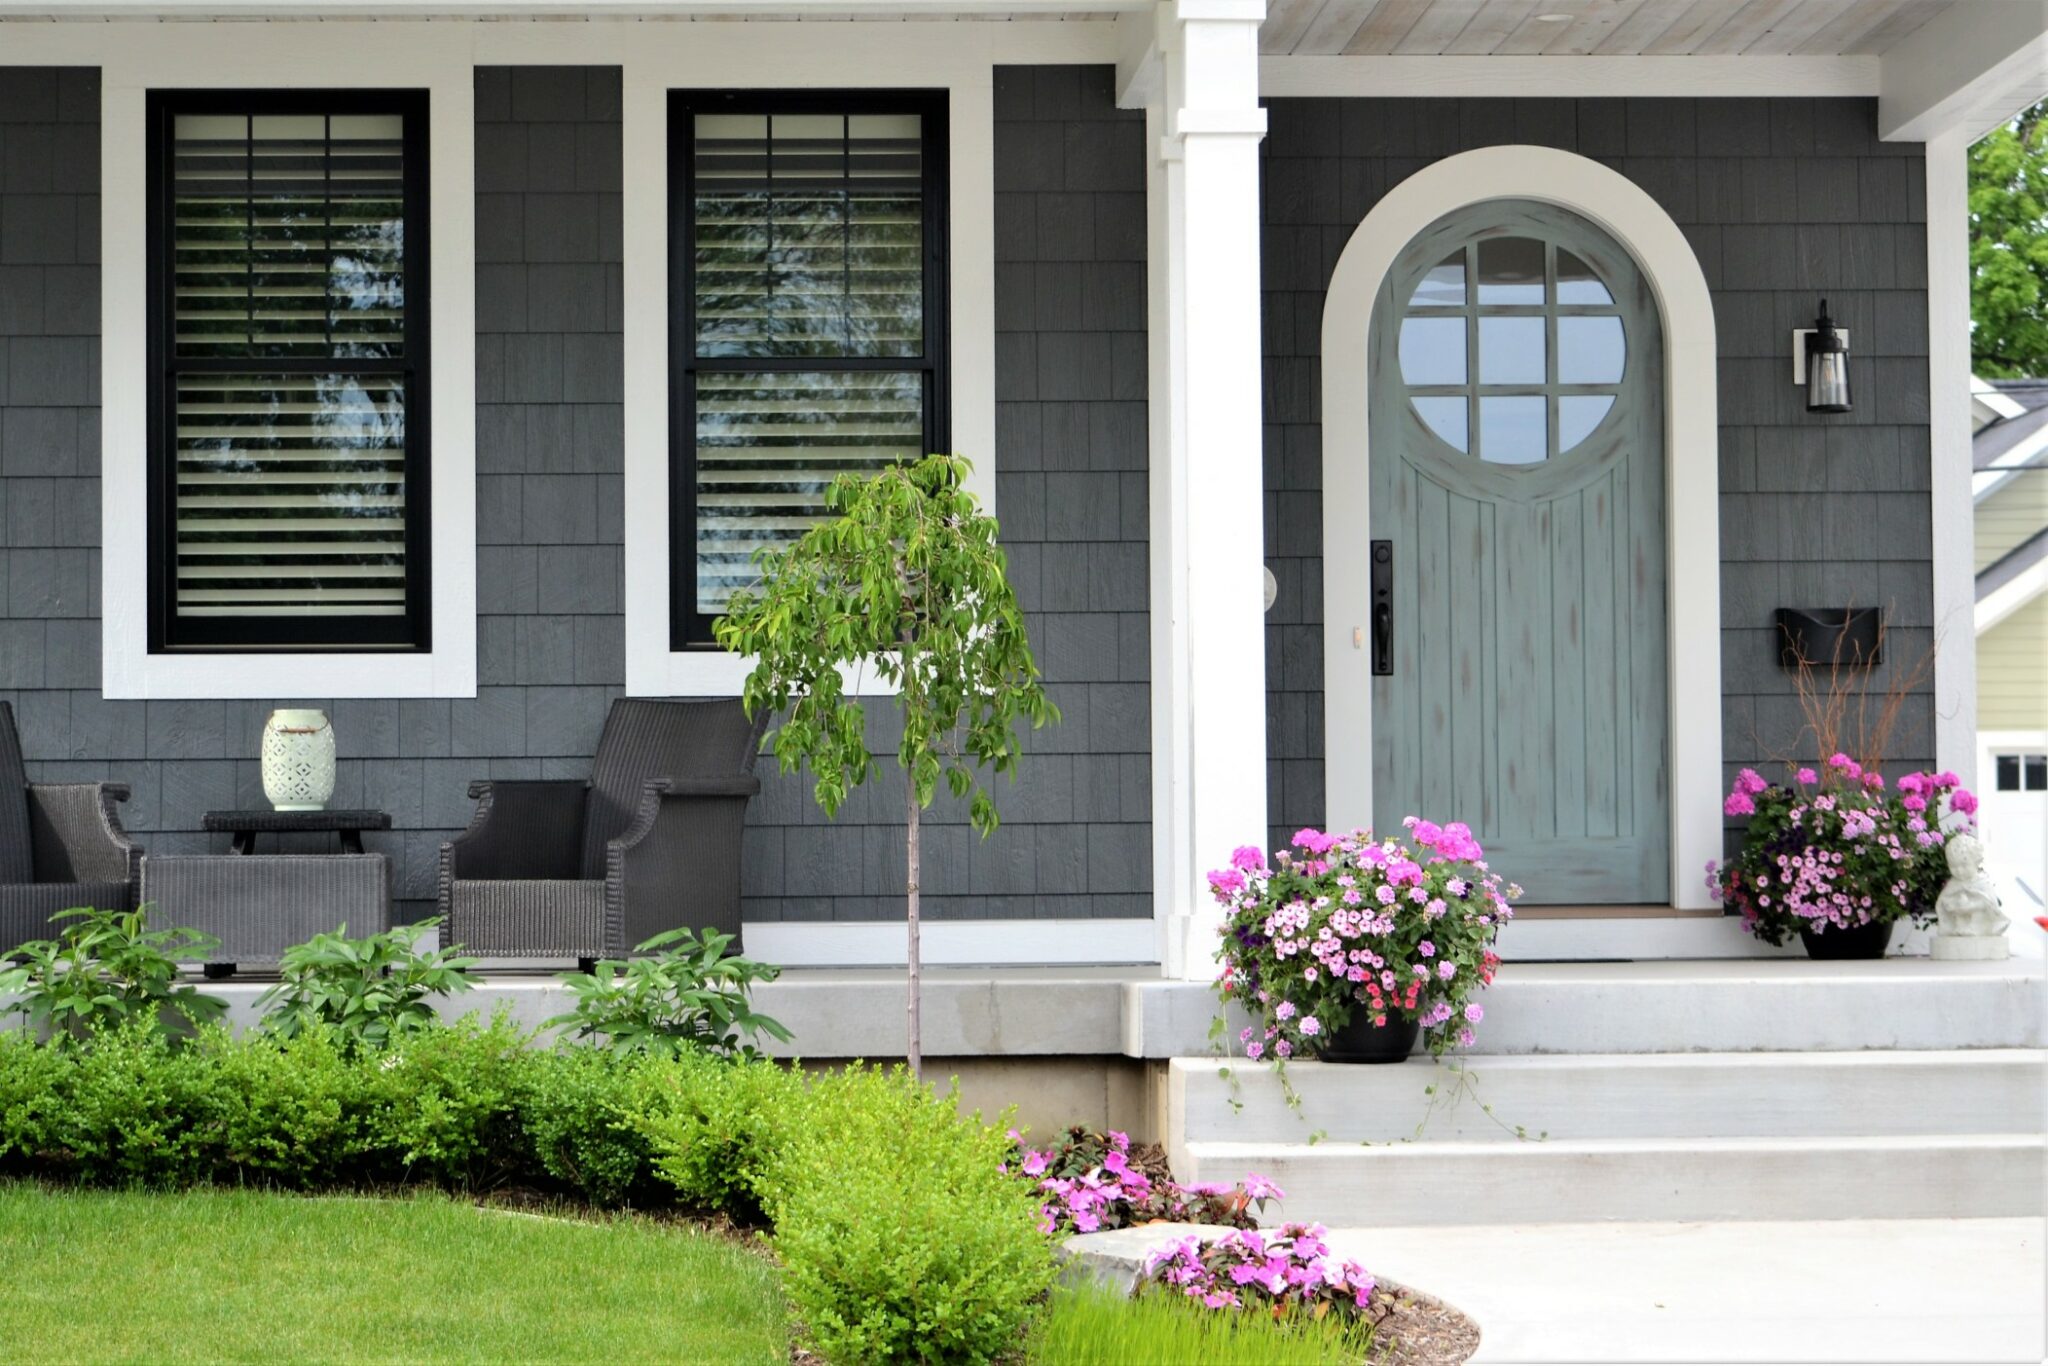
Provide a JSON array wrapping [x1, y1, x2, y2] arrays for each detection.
[[1793, 299, 1852, 414]]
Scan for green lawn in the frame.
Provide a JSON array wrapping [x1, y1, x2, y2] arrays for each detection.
[[0, 1186, 787, 1364]]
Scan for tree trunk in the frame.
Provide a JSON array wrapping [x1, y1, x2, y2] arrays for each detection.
[[905, 768, 922, 1079]]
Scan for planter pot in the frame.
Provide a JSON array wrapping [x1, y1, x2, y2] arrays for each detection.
[[261, 709, 336, 812], [1317, 1011, 1420, 1064], [1798, 917, 1894, 960]]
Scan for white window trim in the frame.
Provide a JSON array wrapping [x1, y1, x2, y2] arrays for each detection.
[[91, 26, 479, 699], [1319, 145, 1724, 913], [608, 25, 1063, 697]]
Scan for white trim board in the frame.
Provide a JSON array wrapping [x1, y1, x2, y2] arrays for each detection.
[[1927, 130, 1979, 788], [89, 26, 481, 699], [741, 917, 1159, 968], [1319, 145, 1722, 913]]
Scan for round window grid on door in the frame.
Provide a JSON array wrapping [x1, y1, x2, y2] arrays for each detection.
[[1397, 237, 1627, 466]]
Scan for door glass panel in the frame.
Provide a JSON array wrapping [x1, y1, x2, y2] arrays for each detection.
[[1558, 395, 1615, 451], [2028, 754, 2048, 790], [1479, 316, 1545, 385], [1410, 252, 1465, 308], [1480, 396, 1546, 465], [1477, 237, 1545, 305], [1998, 755, 2022, 790], [1556, 248, 1612, 305], [1558, 316, 1625, 384], [1411, 396, 1468, 451], [1399, 316, 1467, 385]]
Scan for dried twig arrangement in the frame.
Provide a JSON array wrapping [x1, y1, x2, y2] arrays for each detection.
[[1775, 606, 1933, 776]]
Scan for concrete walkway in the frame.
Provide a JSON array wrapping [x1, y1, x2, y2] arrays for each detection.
[[1321, 1218, 2045, 1363]]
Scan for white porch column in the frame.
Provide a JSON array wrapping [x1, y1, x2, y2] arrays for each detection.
[[1139, 0, 1268, 979], [1926, 128, 1978, 790]]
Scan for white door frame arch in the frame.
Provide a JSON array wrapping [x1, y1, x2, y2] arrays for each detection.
[[1321, 144, 1722, 913]]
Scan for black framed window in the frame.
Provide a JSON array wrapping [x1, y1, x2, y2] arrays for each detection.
[[147, 89, 431, 652], [1995, 754, 2048, 792], [669, 90, 949, 648]]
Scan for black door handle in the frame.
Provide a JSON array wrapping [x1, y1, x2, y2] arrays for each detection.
[[1371, 540, 1393, 676]]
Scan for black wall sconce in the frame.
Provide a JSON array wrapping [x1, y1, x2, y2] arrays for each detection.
[[1775, 607, 1882, 670], [1792, 299, 1852, 413]]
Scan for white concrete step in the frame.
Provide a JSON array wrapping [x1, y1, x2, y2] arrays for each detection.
[[1170, 1052, 2048, 1143], [1127, 958, 2045, 1057], [1173, 1133, 2047, 1225]]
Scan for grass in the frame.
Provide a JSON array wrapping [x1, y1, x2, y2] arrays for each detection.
[[0, 1185, 786, 1364], [1026, 1283, 1372, 1365]]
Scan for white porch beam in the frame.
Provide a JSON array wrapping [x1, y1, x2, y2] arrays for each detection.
[[1880, 0, 2048, 144], [1145, 0, 1267, 981], [1260, 55, 1879, 100], [1927, 129, 1979, 790]]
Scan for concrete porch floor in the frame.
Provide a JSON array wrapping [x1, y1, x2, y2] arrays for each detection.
[[1322, 1217, 2046, 1363]]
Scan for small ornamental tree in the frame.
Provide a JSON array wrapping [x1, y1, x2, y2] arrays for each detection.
[[715, 454, 1058, 1075]]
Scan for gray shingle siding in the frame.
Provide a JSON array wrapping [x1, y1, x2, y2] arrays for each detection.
[[0, 63, 1149, 930], [1259, 97, 1935, 853]]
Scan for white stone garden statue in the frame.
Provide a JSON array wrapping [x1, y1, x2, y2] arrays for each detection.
[[1931, 832, 2009, 961]]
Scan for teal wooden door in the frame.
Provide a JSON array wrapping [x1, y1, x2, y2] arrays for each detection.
[[1368, 201, 1669, 904]]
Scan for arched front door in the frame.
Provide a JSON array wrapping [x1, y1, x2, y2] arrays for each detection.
[[1368, 200, 1669, 904]]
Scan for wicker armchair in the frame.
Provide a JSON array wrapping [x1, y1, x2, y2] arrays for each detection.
[[0, 701, 142, 951], [439, 698, 765, 964]]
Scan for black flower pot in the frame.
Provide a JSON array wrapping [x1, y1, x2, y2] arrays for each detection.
[[1798, 917, 1895, 960], [1317, 1011, 1420, 1064]]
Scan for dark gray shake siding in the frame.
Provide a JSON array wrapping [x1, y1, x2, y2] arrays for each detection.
[[0, 64, 1148, 928], [746, 64, 1152, 924], [1259, 98, 1936, 853]]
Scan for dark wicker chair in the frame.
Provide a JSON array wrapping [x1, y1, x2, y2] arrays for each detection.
[[0, 700, 142, 952], [439, 698, 766, 964]]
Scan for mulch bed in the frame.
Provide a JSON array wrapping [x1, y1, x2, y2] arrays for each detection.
[[1367, 1277, 1483, 1366]]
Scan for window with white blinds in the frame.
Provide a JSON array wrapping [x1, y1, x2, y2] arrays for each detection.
[[671, 92, 948, 647], [148, 92, 429, 652]]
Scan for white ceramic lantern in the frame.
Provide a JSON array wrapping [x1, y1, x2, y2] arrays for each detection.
[[261, 709, 337, 811]]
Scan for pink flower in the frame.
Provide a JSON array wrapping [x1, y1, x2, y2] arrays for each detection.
[[1231, 845, 1267, 873], [1410, 819, 1443, 846], [1737, 767, 1767, 795], [1724, 791, 1756, 817], [1796, 767, 1818, 785], [1902, 794, 1926, 812], [1935, 771, 1961, 789], [1418, 939, 1436, 957], [1208, 867, 1246, 897], [1464, 1003, 1484, 1023], [1438, 961, 1456, 980], [1245, 1040, 1264, 1060], [1952, 788, 1979, 815], [1861, 771, 1885, 791], [1299, 1015, 1320, 1036], [1275, 1000, 1296, 1020], [1292, 828, 1338, 854]]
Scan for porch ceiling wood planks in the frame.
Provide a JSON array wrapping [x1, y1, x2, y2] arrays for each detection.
[[1295, 0, 1954, 57]]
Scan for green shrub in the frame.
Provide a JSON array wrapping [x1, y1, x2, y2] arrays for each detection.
[[256, 918, 475, 1050], [44, 1023, 220, 1185], [0, 1029, 69, 1164], [545, 928, 791, 1060], [763, 1065, 1056, 1365], [0, 907, 226, 1044], [517, 1046, 662, 1206], [355, 1012, 531, 1188], [627, 1048, 804, 1218], [200, 1026, 365, 1187]]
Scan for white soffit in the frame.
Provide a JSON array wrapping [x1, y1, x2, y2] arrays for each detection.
[[1261, 0, 1953, 58]]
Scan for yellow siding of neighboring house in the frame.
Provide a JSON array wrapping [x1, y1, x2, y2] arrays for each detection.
[[1976, 472, 2048, 572], [1980, 595, 2048, 731]]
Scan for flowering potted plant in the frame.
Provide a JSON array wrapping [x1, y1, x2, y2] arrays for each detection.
[[1712, 756, 1975, 959], [1208, 822, 1517, 1065]]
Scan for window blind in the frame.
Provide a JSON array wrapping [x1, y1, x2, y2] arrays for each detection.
[[676, 96, 945, 636], [152, 98, 426, 649]]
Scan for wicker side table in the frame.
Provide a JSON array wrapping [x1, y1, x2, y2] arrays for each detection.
[[202, 809, 392, 856]]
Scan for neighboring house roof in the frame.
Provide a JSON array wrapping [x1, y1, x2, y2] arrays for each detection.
[[1975, 377, 2048, 630]]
